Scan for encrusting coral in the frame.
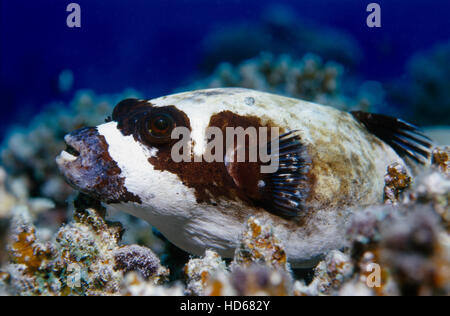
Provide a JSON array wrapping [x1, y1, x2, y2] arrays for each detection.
[[184, 249, 229, 296], [114, 245, 168, 281], [0, 196, 168, 296], [232, 216, 289, 271], [432, 147, 450, 177], [120, 272, 184, 296], [184, 216, 294, 296], [294, 250, 354, 296], [383, 162, 412, 205]]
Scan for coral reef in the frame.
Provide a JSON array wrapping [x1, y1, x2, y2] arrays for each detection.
[[388, 41, 450, 126], [208, 265, 293, 296], [186, 52, 384, 112], [1, 153, 449, 296], [294, 204, 449, 296], [200, 5, 361, 73], [0, 89, 173, 285], [432, 147, 449, 177], [383, 162, 412, 204], [184, 249, 228, 296], [184, 216, 294, 296], [120, 272, 184, 296], [0, 200, 168, 296], [232, 216, 289, 271], [294, 250, 353, 296], [341, 158, 450, 296], [114, 245, 168, 281], [0, 39, 448, 295]]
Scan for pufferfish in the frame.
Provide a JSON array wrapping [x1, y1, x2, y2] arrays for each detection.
[[56, 88, 432, 267]]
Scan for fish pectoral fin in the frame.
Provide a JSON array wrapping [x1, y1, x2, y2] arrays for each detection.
[[350, 111, 433, 164]]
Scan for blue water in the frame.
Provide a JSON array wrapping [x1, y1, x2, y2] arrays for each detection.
[[0, 0, 449, 135]]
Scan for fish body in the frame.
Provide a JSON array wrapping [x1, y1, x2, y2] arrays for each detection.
[[57, 88, 431, 267]]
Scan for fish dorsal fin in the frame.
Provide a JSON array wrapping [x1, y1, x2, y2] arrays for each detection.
[[351, 111, 433, 164]]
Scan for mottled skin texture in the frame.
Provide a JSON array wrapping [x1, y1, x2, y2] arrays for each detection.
[[57, 88, 405, 267]]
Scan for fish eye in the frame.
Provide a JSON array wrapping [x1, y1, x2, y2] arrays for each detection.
[[115, 104, 190, 146], [148, 113, 174, 137]]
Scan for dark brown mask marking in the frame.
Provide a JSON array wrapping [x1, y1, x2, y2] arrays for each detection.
[[111, 98, 312, 218], [147, 110, 272, 206], [113, 98, 191, 146], [59, 127, 141, 204]]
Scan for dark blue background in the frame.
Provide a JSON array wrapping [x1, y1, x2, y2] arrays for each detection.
[[1, 0, 449, 135]]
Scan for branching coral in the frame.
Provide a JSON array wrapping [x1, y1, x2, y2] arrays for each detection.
[[186, 52, 384, 112]]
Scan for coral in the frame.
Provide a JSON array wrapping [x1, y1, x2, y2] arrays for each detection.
[[344, 199, 449, 295], [232, 216, 289, 272], [199, 5, 361, 72], [316, 156, 450, 296], [432, 146, 449, 177], [187, 52, 384, 112], [184, 217, 294, 296], [0, 173, 55, 268], [383, 162, 412, 204], [379, 206, 449, 295], [0, 202, 168, 296], [184, 253, 293, 296], [120, 272, 184, 296], [216, 266, 293, 296], [0, 75, 447, 297], [294, 250, 353, 296], [406, 42, 450, 125], [184, 249, 228, 296], [393, 152, 450, 231], [8, 213, 54, 273], [114, 245, 168, 282], [1, 170, 448, 296], [388, 41, 450, 125]]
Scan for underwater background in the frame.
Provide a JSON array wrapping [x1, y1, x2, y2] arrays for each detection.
[[0, 1, 449, 296], [1, 0, 450, 136]]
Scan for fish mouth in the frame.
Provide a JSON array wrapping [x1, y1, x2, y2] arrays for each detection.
[[55, 127, 102, 192], [64, 143, 80, 158], [60, 143, 80, 162], [56, 126, 139, 204], [57, 136, 81, 163]]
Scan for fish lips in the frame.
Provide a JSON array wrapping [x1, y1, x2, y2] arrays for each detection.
[[56, 126, 123, 202]]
